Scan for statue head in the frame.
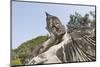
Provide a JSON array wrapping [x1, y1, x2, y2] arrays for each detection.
[[45, 12, 66, 39]]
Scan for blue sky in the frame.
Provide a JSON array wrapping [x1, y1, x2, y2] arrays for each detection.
[[12, 1, 95, 49]]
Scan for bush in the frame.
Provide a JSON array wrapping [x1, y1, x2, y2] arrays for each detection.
[[12, 57, 22, 65]]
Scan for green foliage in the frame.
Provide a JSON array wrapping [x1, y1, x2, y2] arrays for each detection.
[[12, 57, 22, 65], [12, 35, 48, 65]]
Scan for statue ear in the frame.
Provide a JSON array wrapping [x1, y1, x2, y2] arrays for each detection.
[[45, 12, 52, 18]]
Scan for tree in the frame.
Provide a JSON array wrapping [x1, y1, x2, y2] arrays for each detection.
[[67, 11, 94, 32], [90, 11, 96, 27]]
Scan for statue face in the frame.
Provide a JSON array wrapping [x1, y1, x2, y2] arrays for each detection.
[[45, 12, 66, 37], [46, 12, 62, 30]]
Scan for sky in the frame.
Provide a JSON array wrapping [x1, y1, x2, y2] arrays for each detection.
[[12, 1, 95, 49]]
